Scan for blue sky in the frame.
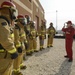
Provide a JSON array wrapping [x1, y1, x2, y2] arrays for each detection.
[[39, 0, 75, 30]]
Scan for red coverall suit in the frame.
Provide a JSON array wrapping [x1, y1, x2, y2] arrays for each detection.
[[62, 26, 74, 60]]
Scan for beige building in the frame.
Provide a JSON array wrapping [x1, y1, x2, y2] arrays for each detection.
[[0, 0, 46, 30]]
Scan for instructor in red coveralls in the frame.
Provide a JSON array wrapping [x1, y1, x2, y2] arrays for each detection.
[[62, 21, 74, 62]]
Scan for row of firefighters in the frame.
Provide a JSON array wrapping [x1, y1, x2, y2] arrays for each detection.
[[0, 1, 56, 75]]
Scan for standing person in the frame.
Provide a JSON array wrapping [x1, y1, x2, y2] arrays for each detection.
[[0, 1, 18, 75], [47, 22, 56, 47], [62, 21, 74, 62], [39, 22, 46, 50], [13, 14, 28, 75], [25, 15, 32, 55], [29, 21, 38, 52]]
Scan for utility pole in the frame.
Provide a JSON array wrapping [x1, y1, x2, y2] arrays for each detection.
[[56, 10, 58, 31]]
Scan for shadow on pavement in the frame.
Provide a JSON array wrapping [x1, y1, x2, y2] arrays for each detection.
[[34, 48, 50, 57], [25, 48, 50, 60], [55, 59, 72, 75]]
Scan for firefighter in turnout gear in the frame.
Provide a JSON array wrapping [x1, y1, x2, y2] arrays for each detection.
[[24, 15, 32, 55], [39, 22, 46, 50], [29, 21, 38, 53], [0, 1, 18, 75], [47, 22, 56, 47], [13, 14, 28, 75]]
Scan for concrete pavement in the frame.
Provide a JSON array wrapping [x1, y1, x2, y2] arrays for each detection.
[[21, 39, 75, 75]]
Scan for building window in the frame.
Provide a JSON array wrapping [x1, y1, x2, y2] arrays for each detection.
[[29, 0, 31, 2]]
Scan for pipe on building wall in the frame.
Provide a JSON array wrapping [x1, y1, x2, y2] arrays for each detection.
[[10, 0, 13, 2]]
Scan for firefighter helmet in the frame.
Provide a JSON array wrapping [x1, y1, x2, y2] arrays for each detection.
[[66, 21, 72, 25], [1, 1, 16, 8], [17, 14, 27, 25], [17, 14, 24, 19], [1, 1, 18, 20]]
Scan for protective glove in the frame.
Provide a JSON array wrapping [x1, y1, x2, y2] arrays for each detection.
[[48, 35, 50, 38], [26, 30, 30, 35], [45, 35, 46, 39], [54, 34, 55, 37], [17, 47, 22, 53], [36, 35, 38, 37], [24, 42, 29, 50], [11, 52, 18, 59], [36, 32, 38, 37]]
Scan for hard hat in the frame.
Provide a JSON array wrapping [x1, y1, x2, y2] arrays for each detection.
[[50, 22, 53, 26], [17, 14, 27, 25], [17, 14, 24, 19], [1, 1, 18, 21], [1, 1, 16, 8], [66, 21, 72, 25]]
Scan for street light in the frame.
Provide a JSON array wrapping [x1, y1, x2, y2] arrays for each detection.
[[56, 10, 58, 31]]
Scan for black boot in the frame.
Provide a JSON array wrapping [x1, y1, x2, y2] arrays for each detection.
[[13, 71, 23, 75], [64, 55, 68, 58], [68, 59, 73, 62], [20, 65, 27, 70]]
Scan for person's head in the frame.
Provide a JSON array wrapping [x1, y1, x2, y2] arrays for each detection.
[[25, 15, 31, 24], [50, 22, 53, 27], [16, 14, 27, 28], [17, 14, 27, 27], [0, 1, 18, 22], [30, 21, 35, 28], [41, 25, 45, 30], [66, 21, 72, 28]]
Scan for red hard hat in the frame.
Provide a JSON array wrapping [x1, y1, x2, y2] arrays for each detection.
[[1, 1, 16, 8], [17, 14, 24, 19], [66, 21, 72, 24]]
